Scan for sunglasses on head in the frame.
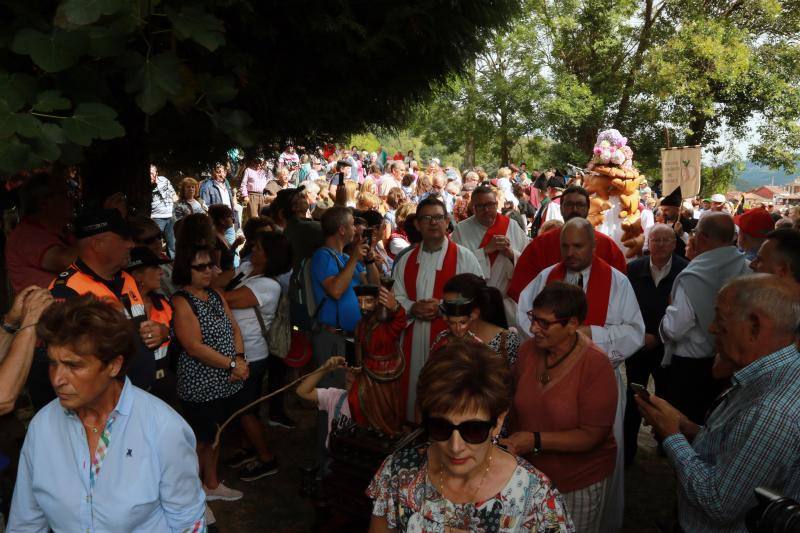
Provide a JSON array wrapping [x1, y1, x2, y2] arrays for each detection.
[[190, 262, 215, 272], [423, 416, 496, 444]]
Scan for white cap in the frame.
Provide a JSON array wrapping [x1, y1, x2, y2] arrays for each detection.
[[711, 193, 726, 203]]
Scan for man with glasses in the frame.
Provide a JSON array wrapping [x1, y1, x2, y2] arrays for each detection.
[[517, 217, 645, 531], [452, 185, 530, 327], [623, 224, 688, 466], [508, 185, 627, 302], [392, 197, 482, 418]]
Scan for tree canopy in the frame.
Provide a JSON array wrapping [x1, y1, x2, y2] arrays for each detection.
[[0, 0, 519, 199], [411, 0, 800, 187]]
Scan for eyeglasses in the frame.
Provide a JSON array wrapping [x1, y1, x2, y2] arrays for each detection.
[[423, 416, 495, 444], [526, 310, 570, 329], [473, 201, 498, 212], [190, 262, 215, 272], [418, 214, 446, 224]]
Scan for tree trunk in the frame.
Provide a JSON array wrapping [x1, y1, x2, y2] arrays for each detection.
[[464, 135, 476, 168]]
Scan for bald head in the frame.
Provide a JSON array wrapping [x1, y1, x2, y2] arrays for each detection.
[[696, 212, 735, 250], [560, 218, 596, 272]]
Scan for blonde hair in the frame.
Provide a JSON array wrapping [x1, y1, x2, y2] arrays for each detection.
[[344, 180, 358, 203], [496, 167, 512, 179], [395, 202, 416, 226], [357, 192, 381, 212], [178, 177, 200, 200], [360, 177, 377, 196]]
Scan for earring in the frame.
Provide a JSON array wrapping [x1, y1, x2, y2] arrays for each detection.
[[491, 434, 499, 446]]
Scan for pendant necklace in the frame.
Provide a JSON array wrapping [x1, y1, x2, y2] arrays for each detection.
[[538, 333, 580, 385], [437, 448, 493, 532]]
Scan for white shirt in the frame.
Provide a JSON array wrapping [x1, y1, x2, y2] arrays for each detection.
[[544, 200, 563, 223], [230, 263, 282, 362], [393, 241, 483, 417], [517, 263, 645, 365], [659, 282, 712, 361], [214, 180, 232, 208], [650, 257, 672, 287]]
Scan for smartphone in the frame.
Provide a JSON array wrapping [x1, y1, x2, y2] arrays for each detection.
[[364, 228, 373, 247], [344, 337, 357, 367], [630, 382, 651, 402]]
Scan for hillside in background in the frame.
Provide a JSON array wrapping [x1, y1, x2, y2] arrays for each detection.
[[735, 161, 798, 191]]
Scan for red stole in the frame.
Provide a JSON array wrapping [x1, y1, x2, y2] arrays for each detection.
[[546, 257, 612, 326], [477, 214, 511, 266], [400, 240, 458, 412]]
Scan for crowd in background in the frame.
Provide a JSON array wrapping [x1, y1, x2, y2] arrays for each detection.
[[0, 143, 799, 532]]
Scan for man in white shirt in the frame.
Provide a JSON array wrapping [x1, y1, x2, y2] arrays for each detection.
[[149, 164, 177, 258], [659, 212, 750, 424], [379, 161, 404, 198], [452, 185, 530, 327], [517, 217, 645, 531], [392, 197, 482, 418]]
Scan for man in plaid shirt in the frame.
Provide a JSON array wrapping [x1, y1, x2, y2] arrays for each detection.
[[637, 274, 800, 532]]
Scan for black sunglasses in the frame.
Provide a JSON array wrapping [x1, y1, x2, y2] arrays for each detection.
[[423, 416, 495, 444], [190, 262, 215, 272]]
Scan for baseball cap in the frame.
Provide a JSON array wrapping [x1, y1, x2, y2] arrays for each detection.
[[734, 208, 774, 239], [710, 193, 726, 203], [125, 246, 171, 272], [74, 208, 131, 239]]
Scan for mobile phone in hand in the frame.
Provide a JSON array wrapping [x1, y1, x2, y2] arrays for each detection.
[[630, 382, 651, 403]]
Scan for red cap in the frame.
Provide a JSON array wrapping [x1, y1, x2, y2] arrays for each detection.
[[734, 208, 774, 238]]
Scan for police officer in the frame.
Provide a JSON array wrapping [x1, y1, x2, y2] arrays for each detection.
[[28, 209, 166, 410]]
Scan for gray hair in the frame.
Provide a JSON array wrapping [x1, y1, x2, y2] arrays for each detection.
[[302, 181, 320, 195], [725, 274, 800, 337]]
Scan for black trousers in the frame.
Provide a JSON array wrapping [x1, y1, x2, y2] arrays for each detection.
[[266, 355, 288, 417], [664, 355, 725, 425], [623, 345, 669, 466]]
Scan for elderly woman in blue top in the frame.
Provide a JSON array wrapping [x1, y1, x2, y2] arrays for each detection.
[[8, 295, 206, 532]]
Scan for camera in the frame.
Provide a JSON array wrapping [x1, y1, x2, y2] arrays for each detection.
[[746, 487, 800, 532]]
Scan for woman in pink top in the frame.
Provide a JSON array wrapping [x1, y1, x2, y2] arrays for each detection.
[[501, 282, 617, 533]]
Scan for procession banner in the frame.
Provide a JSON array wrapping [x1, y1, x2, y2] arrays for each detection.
[[661, 146, 701, 198]]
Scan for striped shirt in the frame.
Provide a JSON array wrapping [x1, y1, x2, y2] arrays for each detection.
[[663, 344, 800, 532]]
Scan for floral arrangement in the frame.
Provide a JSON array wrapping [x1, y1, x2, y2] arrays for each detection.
[[591, 129, 633, 169]]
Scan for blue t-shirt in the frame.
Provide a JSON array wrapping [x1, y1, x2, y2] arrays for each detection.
[[311, 247, 364, 332]]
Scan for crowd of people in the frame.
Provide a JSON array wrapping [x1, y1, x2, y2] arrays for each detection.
[[0, 143, 799, 532]]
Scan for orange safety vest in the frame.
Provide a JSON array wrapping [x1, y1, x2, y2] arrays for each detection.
[[50, 263, 146, 319], [148, 293, 173, 363]]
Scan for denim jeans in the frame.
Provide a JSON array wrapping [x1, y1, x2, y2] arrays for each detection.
[[152, 217, 176, 258]]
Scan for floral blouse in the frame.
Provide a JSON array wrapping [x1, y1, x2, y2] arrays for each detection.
[[367, 444, 574, 532]]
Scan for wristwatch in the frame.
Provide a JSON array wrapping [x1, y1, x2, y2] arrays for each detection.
[[2, 322, 19, 334], [229, 357, 237, 370], [533, 432, 542, 456]]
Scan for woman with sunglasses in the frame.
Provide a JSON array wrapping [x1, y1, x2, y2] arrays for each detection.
[[501, 282, 617, 533], [172, 247, 249, 511], [367, 342, 572, 532]]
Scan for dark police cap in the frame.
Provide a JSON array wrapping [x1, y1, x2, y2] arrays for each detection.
[[354, 285, 380, 297], [74, 208, 131, 239], [125, 247, 170, 273]]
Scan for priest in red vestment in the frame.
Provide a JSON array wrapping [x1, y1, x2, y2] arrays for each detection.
[[391, 197, 482, 418], [507, 186, 627, 302]]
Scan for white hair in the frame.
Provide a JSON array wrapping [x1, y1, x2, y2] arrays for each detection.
[[302, 181, 320, 195], [727, 274, 800, 336]]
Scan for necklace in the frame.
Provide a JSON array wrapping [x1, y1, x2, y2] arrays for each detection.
[[436, 447, 493, 531], [538, 333, 580, 385]]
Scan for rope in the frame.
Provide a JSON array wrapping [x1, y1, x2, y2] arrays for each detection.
[[212, 365, 328, 449]]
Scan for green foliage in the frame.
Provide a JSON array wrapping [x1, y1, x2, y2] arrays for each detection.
[[412, 0, 800, 181], [0, 0, 519, 182]]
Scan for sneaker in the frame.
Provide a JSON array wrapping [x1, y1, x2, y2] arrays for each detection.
[[204, 482, 243, 502], [268, 412, 296, 429], [225, 448, 257, 469], [239, 458, 279, 482], [204, 504, 216, 525]]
